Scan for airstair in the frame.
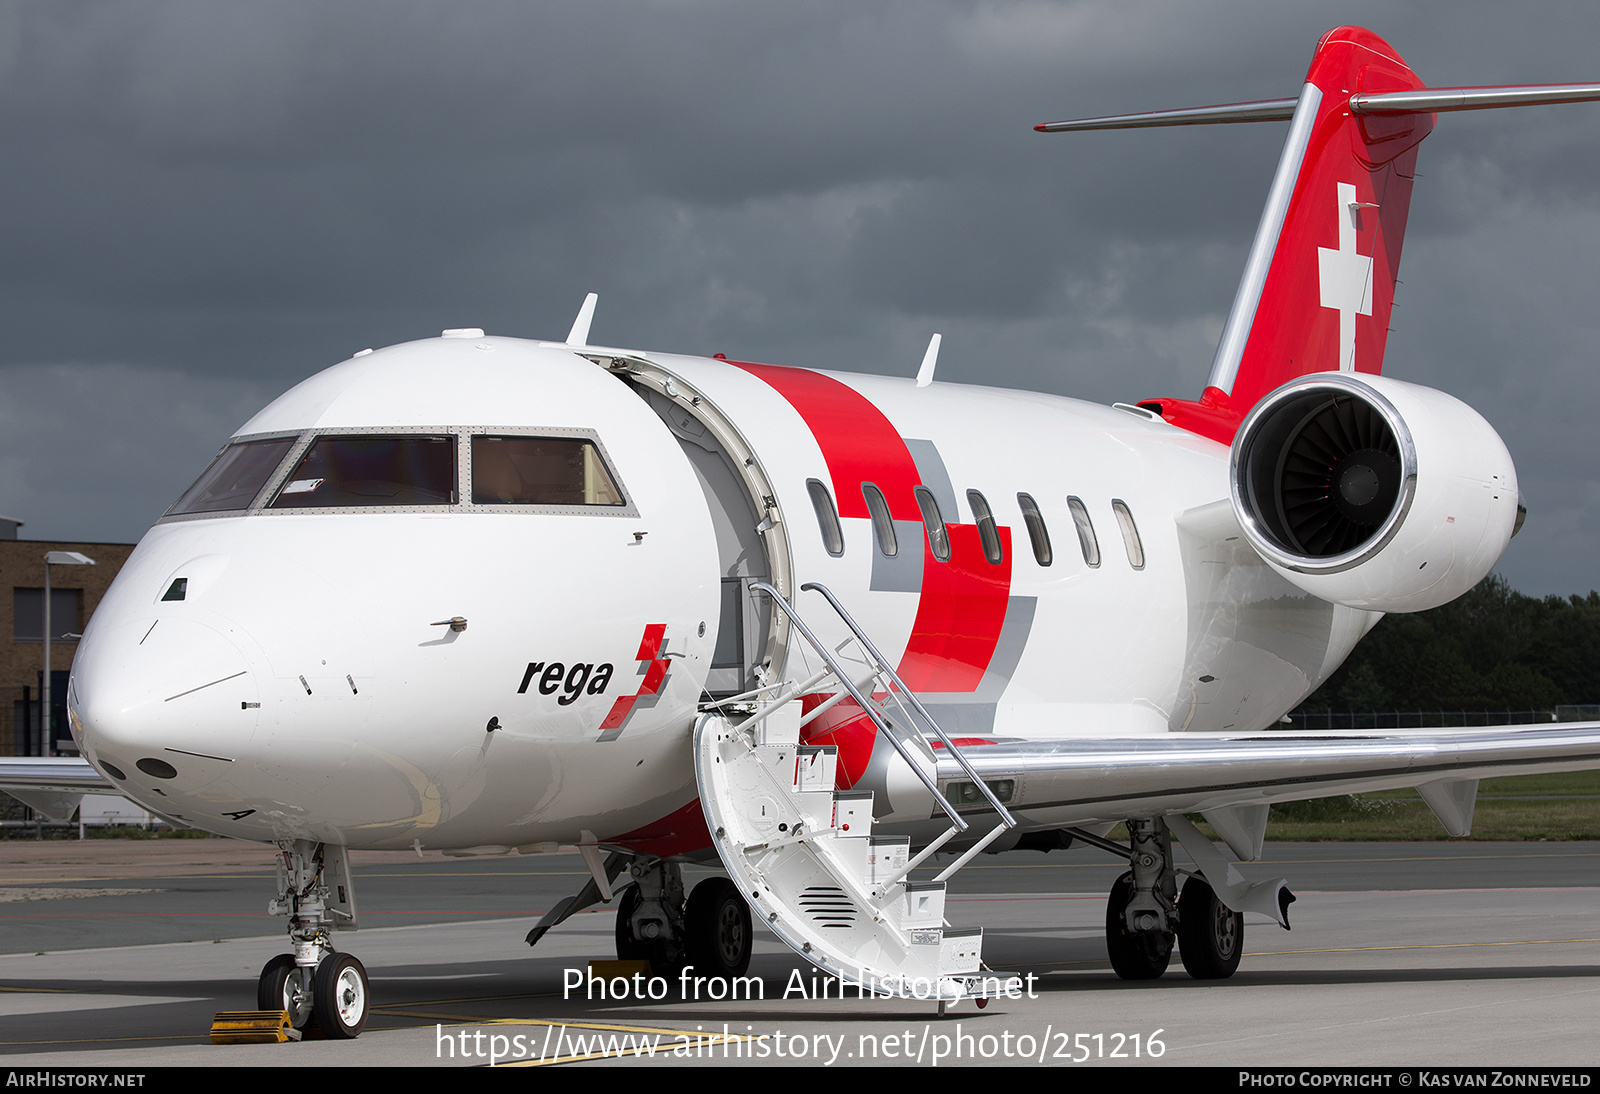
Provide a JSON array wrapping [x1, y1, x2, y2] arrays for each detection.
[[694, 582, 1022, 1004]]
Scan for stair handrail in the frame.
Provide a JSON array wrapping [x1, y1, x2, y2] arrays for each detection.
[[749, 581, 970, 832], [798, 581, 1018, 828]]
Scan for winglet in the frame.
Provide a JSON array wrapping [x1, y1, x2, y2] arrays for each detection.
[[915, 333, 941, 388], [565, 293, 598, 347]]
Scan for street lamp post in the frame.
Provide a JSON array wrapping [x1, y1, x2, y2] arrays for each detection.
[[43, 551, 95, 756]]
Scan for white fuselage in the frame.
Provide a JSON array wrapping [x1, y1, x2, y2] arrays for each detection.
[[67, 336, 1371, 851]]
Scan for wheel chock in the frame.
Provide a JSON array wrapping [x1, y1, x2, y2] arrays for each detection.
[[586, 959, 653, 981], [210, 1010, 303, 1044]]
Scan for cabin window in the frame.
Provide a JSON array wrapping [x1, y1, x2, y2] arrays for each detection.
[[471, 436, 625, 506], [862, 482, 897, 557], [914, 486, 950, 562], [167, 437, 296, 515], [807, 479, 844, 556], [967, 490, 1003, 565], [1017, 493, 1052, 566], [1066, 496, 1100, 568], [1112, 499, 1146, 570], [271, 435, 457, 508]]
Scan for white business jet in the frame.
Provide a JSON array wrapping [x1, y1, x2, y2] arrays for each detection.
[[16, 26, 1600, 1038]]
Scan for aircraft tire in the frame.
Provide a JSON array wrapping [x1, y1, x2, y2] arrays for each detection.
[[684, 877, 752, 979], [312, 952, 369, 1039], [1177, 876, 1244, 980], [1105, 871, 1172, 980], [257, 953, 314, 1028]]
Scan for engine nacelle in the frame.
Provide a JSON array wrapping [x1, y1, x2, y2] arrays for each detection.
[[1230, 372, 1519, 613]]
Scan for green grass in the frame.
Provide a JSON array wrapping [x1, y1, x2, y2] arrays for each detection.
[[1260, 770, 1600, 841]]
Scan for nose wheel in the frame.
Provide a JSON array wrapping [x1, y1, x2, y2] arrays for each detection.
[[314, 953, 370, 1038], [258, 953, 315, 1028]]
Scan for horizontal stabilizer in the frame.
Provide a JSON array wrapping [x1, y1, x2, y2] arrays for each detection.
[[1037, 85, 1600, 132], [1035, 98, 1296, 131], [1039, 27, 1600, 445], [1354, 84, 1600, 114]]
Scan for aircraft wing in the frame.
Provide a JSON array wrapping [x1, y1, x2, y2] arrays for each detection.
[[0, 757, 116, 822], [941, 723, 1600, 837]]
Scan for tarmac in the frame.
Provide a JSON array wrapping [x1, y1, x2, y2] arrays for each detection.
[[0, 838, 1596, 1068]]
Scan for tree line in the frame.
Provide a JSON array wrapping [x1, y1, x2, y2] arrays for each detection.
[[1300, 574, 1600, 714]]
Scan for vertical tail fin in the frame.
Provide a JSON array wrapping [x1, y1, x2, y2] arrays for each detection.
[[1210, 27, 1430, 423], [1037, 26, 1600, 444]]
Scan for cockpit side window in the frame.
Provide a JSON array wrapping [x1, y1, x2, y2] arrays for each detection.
[[471, 436, 625, 506], [167, 437, 297, 515], [270, 435, 457, 508]]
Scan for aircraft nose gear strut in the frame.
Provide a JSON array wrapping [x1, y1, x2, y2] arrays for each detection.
[[258, 840, 369, 1038]]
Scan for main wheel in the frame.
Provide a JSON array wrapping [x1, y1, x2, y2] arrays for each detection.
[[1105, 871, 1172, 980], [313, 952, 369, 1039], [1177, 876, 1244, 980], [257, 953, 314, 1028], [685, 877, 752, 978]]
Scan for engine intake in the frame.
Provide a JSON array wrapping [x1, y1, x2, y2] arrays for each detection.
[[1230, 373, 1518, 613]]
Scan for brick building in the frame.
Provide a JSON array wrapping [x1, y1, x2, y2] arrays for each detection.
[[0, 518, 135, 755]]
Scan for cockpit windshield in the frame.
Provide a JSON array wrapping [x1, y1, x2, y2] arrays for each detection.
[[167, 437, 296, 515], [164, 429, 632, 519], [471, 436, 624, 506], [270, 435, 456, 508]]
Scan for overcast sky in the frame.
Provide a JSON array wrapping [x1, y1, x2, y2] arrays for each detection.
[[3, 1, 1598, 596]]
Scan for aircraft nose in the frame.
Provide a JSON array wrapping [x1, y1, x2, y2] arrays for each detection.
[[71, 613, 260, 792]]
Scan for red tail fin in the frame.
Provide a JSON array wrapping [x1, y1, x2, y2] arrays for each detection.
[[1037, 26, 1600, 444], [1224, 28, 1432, 409], [1146, 27, 1434, 442]]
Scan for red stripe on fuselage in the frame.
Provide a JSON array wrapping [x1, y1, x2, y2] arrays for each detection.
[[899, 524, 1012, 693], [731, 360, 1012, 692], [735, 362, 921, 521]]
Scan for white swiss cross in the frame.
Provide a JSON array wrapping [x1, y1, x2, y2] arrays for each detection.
[[1317, 181, 1373, 371]]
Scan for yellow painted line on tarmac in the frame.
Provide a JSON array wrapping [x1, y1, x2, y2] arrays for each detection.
[[1248, 935, 1600, 957], [377, 990, 564, 1009], [481, 1020, 761, 1068], [993, 935, 1600, 971], [0, 1033, 203, 1047]]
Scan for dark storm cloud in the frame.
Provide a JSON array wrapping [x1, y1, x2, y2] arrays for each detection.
[[2, 1, 1599, 595]]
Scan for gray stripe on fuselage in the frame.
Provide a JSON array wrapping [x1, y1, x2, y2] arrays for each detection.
[[904, 439, 959, 519], [916, 595, 1037, 734], [869, 520, 926, 592]]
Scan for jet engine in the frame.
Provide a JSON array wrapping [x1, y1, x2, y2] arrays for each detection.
[[1230, 372, 1520, 613]]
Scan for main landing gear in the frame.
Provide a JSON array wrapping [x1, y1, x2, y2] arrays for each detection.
[[524, 853, 753, 981], [614, 860, 753, 978], [1102, 818, 1244, 983], [259, 840, 370, 1038]]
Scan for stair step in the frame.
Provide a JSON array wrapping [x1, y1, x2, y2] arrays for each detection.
[[898, 880, 947, 928], [697, 711, 1019, 1003]]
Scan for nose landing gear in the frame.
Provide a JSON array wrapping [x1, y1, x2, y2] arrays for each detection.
[[261, 840, 370, 1039]]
